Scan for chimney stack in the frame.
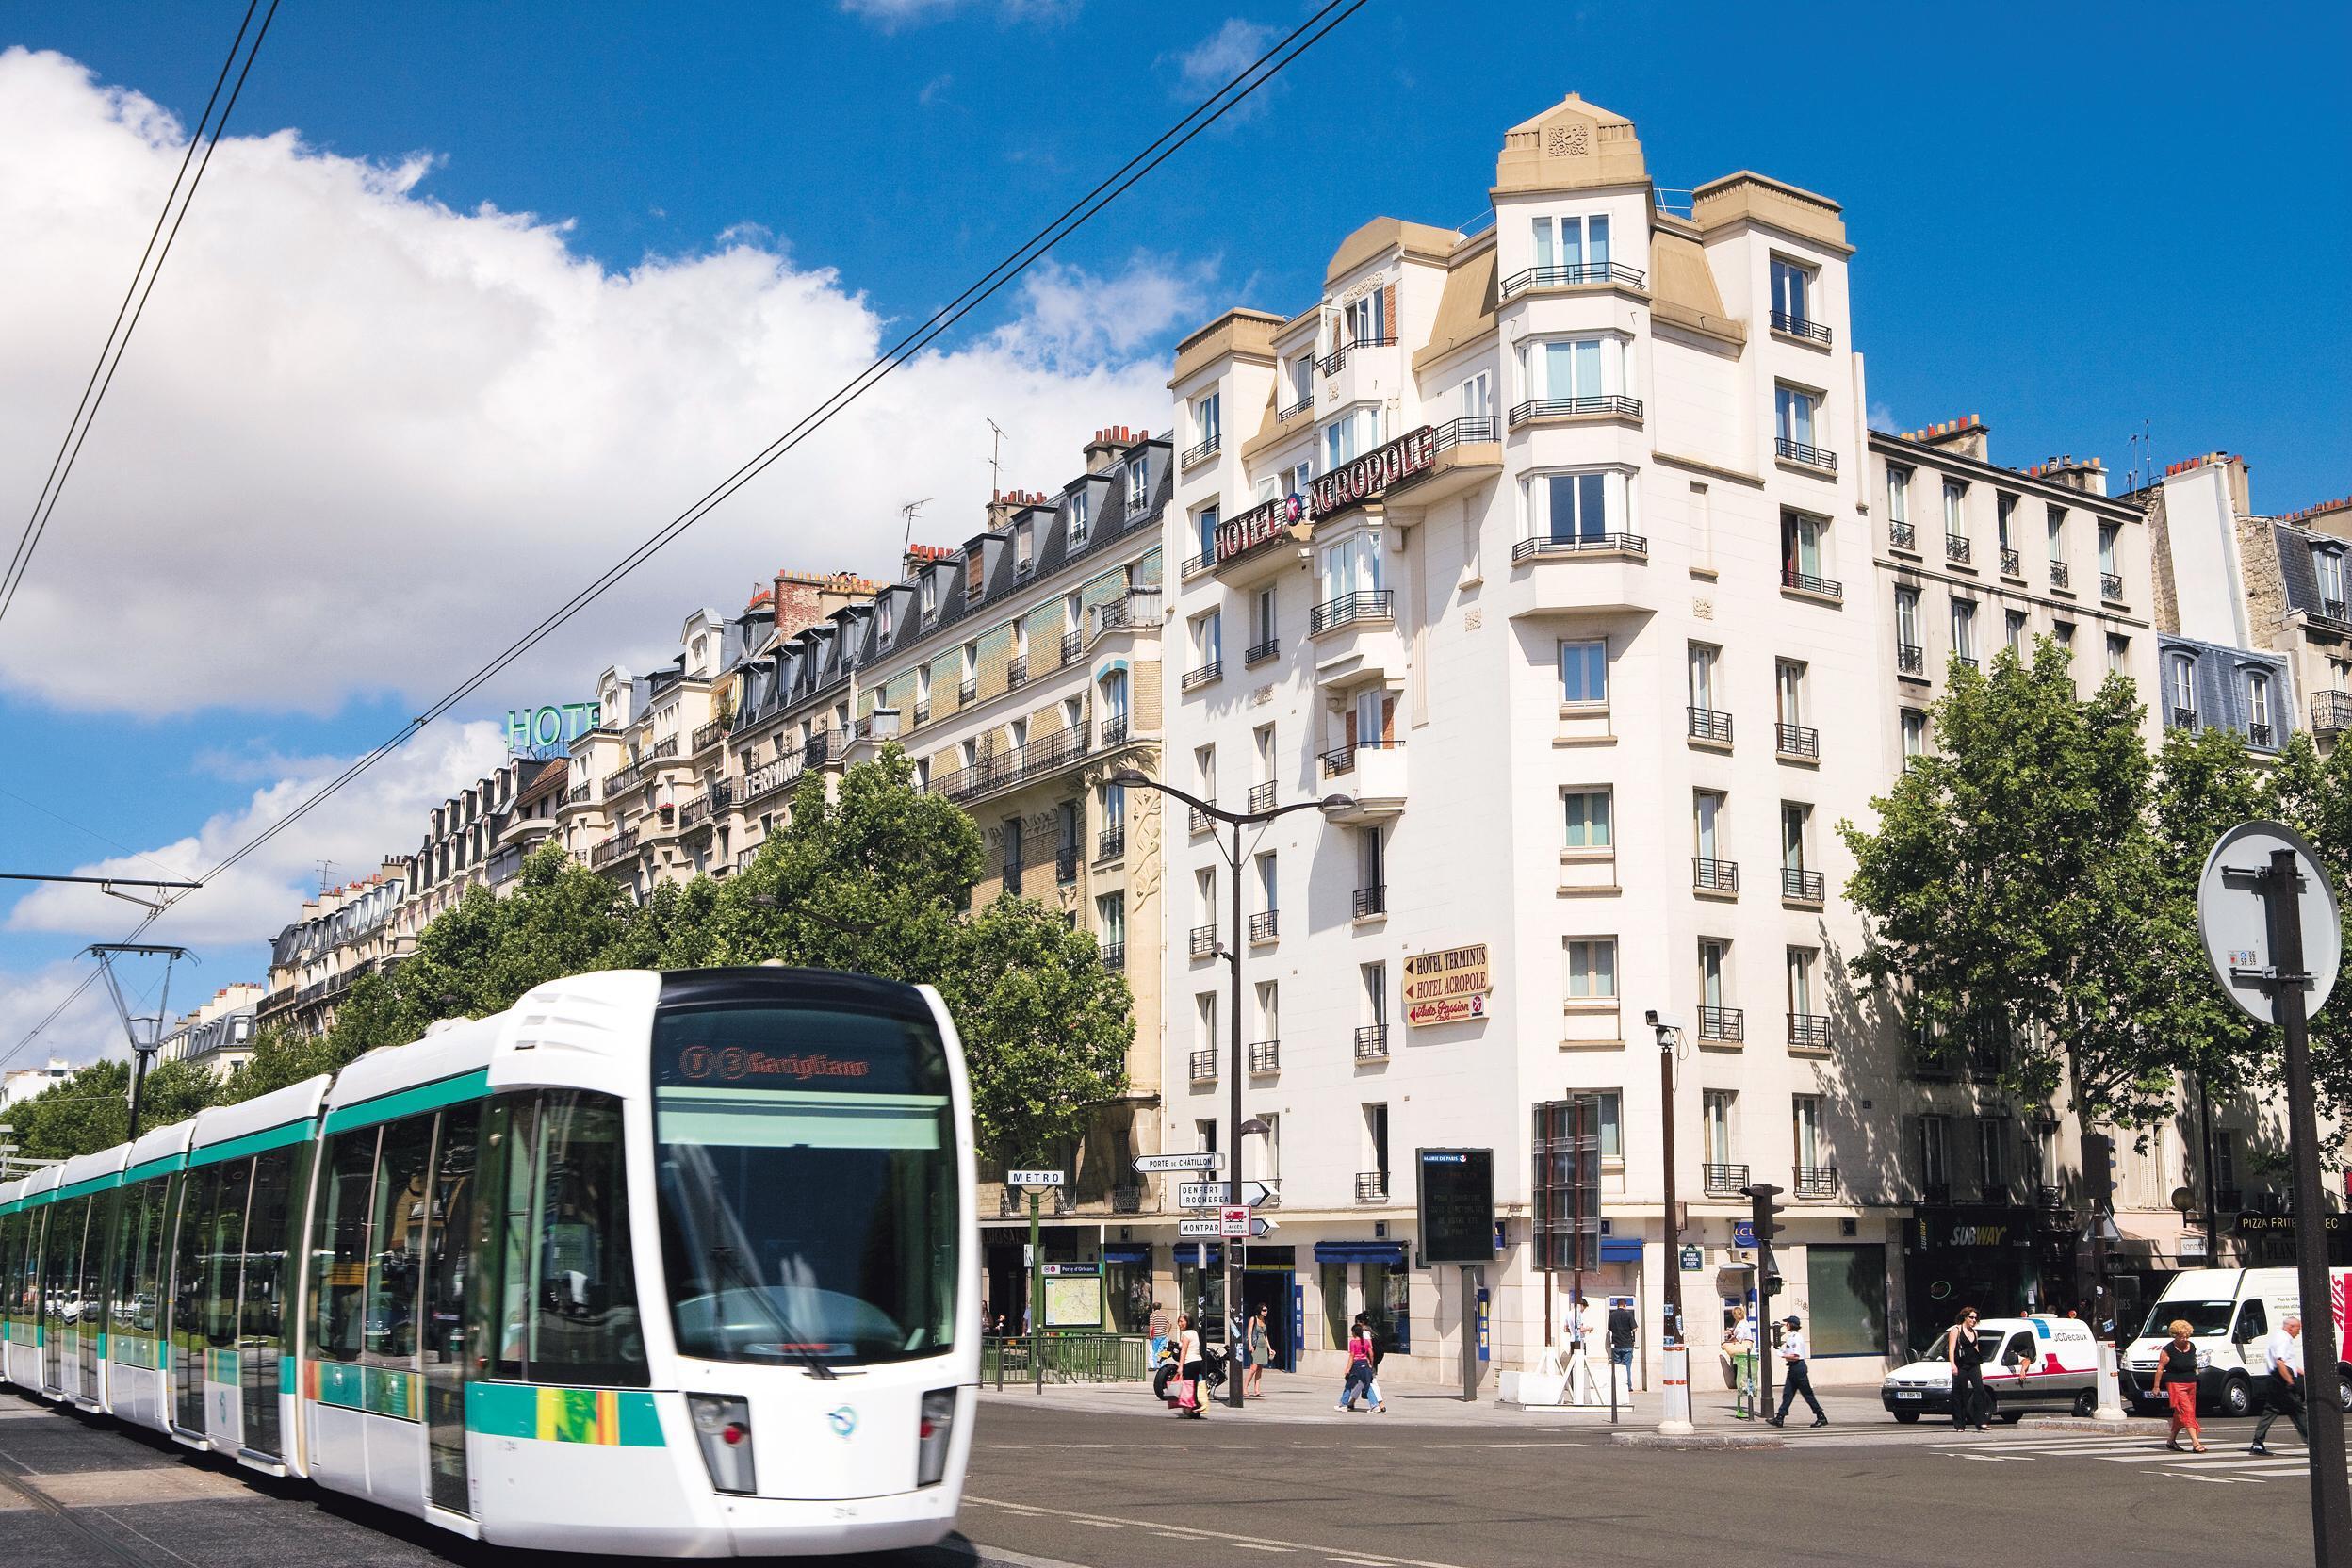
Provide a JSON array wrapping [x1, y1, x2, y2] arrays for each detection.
[[2027, 455, 2111, 498], [1084, 425, 1139, 473], [902, 542, 952, 582], [1901, 414, 1990, 464], [985, 487, 1048, 533]]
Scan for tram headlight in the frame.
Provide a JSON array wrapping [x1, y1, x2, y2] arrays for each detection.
[[917, 1388, 956, 1487], [688, 1394, 756, 1495]]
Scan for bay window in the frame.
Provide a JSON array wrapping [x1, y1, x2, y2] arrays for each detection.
[[1532, 212, 1611, 273], [1522, 467, 1631, 545], [1317, 531, 1382, 602], [1516, 334, 1625, 404], [1324, 405, 1381, 469]]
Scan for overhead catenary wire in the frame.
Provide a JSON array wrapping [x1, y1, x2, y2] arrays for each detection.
[[0, 0, 282, 632], [0, 1, 1370, 1070]]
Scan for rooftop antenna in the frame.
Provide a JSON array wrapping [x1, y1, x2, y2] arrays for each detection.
[[315, 858, 336, 894], [900, 497, 932, 564], [986, 417, 1008, 498]]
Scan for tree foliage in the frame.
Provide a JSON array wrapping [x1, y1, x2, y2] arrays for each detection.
[[12, 746, 1133, 1169]]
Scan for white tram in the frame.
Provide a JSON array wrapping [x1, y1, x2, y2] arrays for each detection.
[[0, 967, 980, 1556]]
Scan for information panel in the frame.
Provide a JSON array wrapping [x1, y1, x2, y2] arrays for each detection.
[[1416, 1148, 1496, 1265]]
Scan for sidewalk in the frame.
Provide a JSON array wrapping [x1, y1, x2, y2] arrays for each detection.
[[975, 1369, 1895, 1429]]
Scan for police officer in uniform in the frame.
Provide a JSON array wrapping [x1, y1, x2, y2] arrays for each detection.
[[1766, 1313, 1827, 1428]]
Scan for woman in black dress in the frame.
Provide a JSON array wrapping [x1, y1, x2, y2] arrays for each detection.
[[1947, 1307, 1989, 1430]]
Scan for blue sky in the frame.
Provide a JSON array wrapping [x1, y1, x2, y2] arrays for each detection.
[[1, 0, 2345, 1058]]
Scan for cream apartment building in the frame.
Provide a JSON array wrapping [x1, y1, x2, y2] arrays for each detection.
[[1155, 94, 1911, 1386]]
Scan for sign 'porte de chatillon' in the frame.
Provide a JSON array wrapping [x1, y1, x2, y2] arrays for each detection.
[[1213, 424, 1441, 566]]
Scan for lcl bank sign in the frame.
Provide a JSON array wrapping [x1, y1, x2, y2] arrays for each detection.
[[1214, 424, 1439, 567]]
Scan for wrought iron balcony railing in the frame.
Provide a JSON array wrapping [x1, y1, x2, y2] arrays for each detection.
[[2100, 572, 2125, 601], [1188, 801, 1217, 833], [2000, 547, 2021, 576], [1316, 335, 1396, 375], [1246, 781, 1275, 812], [1688, 707, 1734, 744], [1189, 924, 1218, 958], [1310, 589, 1394, 635], [1888, 520, 1916, 550], [1789, 1013, 1831, 1050], [1248, 909, 1279, 942], [1354, 884, 1387, 919], [1181, 433, 1221, 466], [1702, 1162, 1751, 1195], [2312, 690, 2351, 737], [1100, 715, 1130, 748], [1188, 1049, 1217, 1082], [1182, 660, 1222, 691], [1180, 551, 1214, 579], [2170, 706, 2199, 730], [1698, 1004, 1744, 1041], [1497, 260, 1648, 296], [958, 678, 977, 705], [1693, 857, 1740, 893], [1277, 391, 1314, 422], [1782, 866, 1825, 903], [1355, 1171, 1389, 1203], [1096, 825, 1125, 861], [1770, 309, 1832, 345], [1510, 395, 1644, 426], [1249, 1039, 1280, 1073], [1099, 942, 1125, 971], [1783, 568, 1842, 599], [1060, 630, 1081, 664], [1945, 533, 1971, 564], [1244, 638, 1280, 667], [1794, 1164, 1838, 1198], [691, 719, 727, 754], [2049, 559, 2071, 589], [2248, 722, 2275, 748], [1897, 642, 1925, 677], [1512, 531, 1647, 561], [1775, 436, 1837, 471], [1429, 414, 1499, 449], [1775, 722, 1819, 759], [1354, 1024, 1389, 1061], [1055, 844, 1079, 883], [1005, 656, 1028, 690]]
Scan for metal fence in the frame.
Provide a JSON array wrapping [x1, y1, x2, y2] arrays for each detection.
[[982, 1332, 1152, 1387]]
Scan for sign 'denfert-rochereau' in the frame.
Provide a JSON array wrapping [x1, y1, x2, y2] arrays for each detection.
[[1403, 941, 1492, 1027]]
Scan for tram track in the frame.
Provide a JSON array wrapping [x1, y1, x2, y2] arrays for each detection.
[[0, 1442, 188, 1568]]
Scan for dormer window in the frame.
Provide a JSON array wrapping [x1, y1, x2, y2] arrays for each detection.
[[2167, 651, 2197, 727], [1013, 520, 1034, 575], [2316, 546, 2347, 615], [1126, 460, 1148, 516], [2247, 670, 2275, 746], [921, 569, 938, 617], [876, 598, 894, 638], [1069, 486, 1090, 545]]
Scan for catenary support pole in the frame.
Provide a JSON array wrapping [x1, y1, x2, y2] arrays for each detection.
[[1227, 816, 1246, 1409], [2265, 847, 2352, 1568], [1029, 1189, 1043, 1396]]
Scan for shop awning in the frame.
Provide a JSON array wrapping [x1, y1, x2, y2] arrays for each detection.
[[1314, 1240, 1408, 1265], [1600, 1237, 1643, 1262], [1102, 1243, 1152, 1264]]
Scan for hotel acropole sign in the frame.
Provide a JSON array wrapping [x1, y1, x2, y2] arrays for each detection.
[[1306, 424, 1438, 520], [1403, 941, 1493, 1027], [1214, 493, 1305, 565], [506, 702, 601, 758]]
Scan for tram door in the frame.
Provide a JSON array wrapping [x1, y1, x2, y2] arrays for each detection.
[[171, 1167, 217, 1434], [77, 1194, 109, 1400], [204, 1159, 253, 1446], [41, 1199, 84, 1393], [32, 1208, 60, 1391], [239, 1149, 296, 1460], [423, 1105, 482, 1515]]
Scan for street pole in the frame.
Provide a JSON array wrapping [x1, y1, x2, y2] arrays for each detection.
[[1226, 816, 1245, 1411], [2196, 1074, 2221, 1263], [2263, 847, 2352, 1567], [1658, 1025, 1682, 1348], [1029, 1188, 1043, 1396]]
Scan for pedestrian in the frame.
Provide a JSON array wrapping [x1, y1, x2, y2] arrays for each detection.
[[1766, 1314, 1826, 1428], [1607, 1297, 1637, 1387], [1173, 1313, 1207, 1419], [1561, 1293, 1591, 1353], [1947, 1307, 1989, 1431], [2249, 1310, 2310, 1456], [2151, 1316, 2206, 1453], [1147, 1299, 1170, 1363], [1336, 1315, 1376, 1412], [1247, 1305, 1273, 1396]]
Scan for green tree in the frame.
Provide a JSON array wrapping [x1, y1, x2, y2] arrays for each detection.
[[212, 1022, 349, 1105], [2247, 732, 2352, 1124], [1840, 642, 2193, 1137], [2146, 725, 2270, 1101], [8, 1055, 220, 1161]]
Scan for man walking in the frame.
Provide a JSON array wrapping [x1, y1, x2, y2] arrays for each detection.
[[2249, 1309, 2311, 1456], [1606, 1297, 1637, 1389], [1766, 1313, 1827, 1429]]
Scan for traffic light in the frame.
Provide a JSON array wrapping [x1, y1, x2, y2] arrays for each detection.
[[1744, 1181, 1785, 1246]]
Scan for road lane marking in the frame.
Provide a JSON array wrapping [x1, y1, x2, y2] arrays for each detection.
[[965, 1495, 1478, 1568]]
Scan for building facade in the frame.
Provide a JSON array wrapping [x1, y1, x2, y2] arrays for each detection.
[[257, 862, 409, 1037], [156, 982, 265, 1078]]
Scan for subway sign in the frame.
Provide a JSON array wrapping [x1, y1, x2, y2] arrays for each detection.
[[506, 702, 602, 758], [1306, 424, 1437, 520]]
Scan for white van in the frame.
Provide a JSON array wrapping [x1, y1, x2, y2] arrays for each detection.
[[2122, 1266, 2350, 1418], [1880, 1315, 2102, 1423]]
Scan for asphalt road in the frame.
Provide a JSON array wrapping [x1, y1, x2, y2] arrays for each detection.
[[0, 1387, 2326, 1568]]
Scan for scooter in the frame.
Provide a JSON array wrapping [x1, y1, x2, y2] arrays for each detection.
[[1151, 1340, 1229, 1403]]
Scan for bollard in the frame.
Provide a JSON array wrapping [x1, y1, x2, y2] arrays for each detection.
[[2093, 1341, 2126, 1424], [1658, 1343, 1694, 1436]]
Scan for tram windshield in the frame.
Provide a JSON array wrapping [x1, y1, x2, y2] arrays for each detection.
[[651, 978, 958, 1367]]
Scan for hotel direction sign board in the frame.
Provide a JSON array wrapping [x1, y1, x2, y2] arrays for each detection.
[[1212, 424, 1441, 568], [1403, 941, 1492, 1028]]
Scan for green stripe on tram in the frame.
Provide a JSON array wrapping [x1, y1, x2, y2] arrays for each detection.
[[322, 1069, 492, 1135], [188, 1119, 314, 1168], [121, 1154, 185, 1184]]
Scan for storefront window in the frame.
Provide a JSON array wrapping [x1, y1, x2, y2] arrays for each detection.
[[1806, 1244, 1886, 1356], [1175, 1249, 1225, 1344], [1104, 1256, 1152, 1335], [1362, 1259, 1410, 1354], [1320, 1262, 1349, 1349]]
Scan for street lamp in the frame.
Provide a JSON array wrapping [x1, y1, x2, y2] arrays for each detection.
[[1109, 765, 1354, 1409]]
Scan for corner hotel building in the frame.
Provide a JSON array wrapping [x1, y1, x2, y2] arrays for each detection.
[[1153, 94, 1911, 1385]]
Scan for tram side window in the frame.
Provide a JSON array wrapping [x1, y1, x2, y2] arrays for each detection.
[[241, 1149, 300, 1355], [493, 1091, 645, 1387], [0, 1213, 17, 1331], [46, 1197, 89, 1326], [133, 1180, 169, 1335], [170, 1170, 212, 1360], [108, 1184, 146, 1339], [424, 1103, 482, 1374], [312, 1130, 379, 1363], [86, 1193, 116, 1338], [205, 1162, 253, 1351], [365, 1116, 435, 1369]]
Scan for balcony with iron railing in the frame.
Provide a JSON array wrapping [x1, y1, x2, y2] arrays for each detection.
[[1353, 884, 1386, 919], [1688, 707, 1734, 745], [1497, 260, 1648, 297], [1006, 656, 1028, 690], [2169, 706, 2199, 731], [2312, 690, 2351, 737], [1320, 743, 1357, 776], [1355, 1171, 1390, 1203], [1109, 1182, 1145, 1214], [1775, 722, 1819, 760], [1059, 629, 1081, 665], [1180, 550, 1213, 579], [691, 718, 727, 754], [1100, 714, 1131, 749], [1770, 309, 1832, 345], [1794, 1165, 1838, 1199], [1888, 520, 1917, 551], [958, 678, 977, 705], [1277, 390, 1314, 421], [1945, 533, 1971, 564], [1782, 866, 1825, 904], [1096, 825, 1126, 862], [1246, 781, 1275, 812], [1090, 589, 1161, 642], [1099, 941, 1125, 971], [1354, 1024, 1389, 1062], [1181, 433, 1221, 468], [1189, 923, 1218, 959], [1698, 1004, 1744, 1042], [1775, 436, 1837, 471], [2100, 571, 2125, 601], [1702, 1162, 1751, 1196], [2248, 722, 2275, 749], [928, 725, 1092, 806], [1316, 335, 1396, 375], [1310, 589, 1394, 635], [603, 760, 645, 797], [1897, 643, 1925, 678], [1248, 909, 1279, 943], [1055, 844, 1079, 884], [1782, 567, 1842, 600], [1188, 1049, 1217, 1083], [1249, 1039, 1280, 1074], [1789, 1013, 1831, 1051], [1182, 660, 1222, 691], [2000, 546, 2021, 577], [1244, 638, 1279, 667], [912, 701, 930, 728], [564, 780, 595, 808], [1512, 531, 1648, 562], [589, 829, 639, 870], [1429, 414, 1499, 451], [1693, 857, 1739, 894], [1509, 395, 1643, 427], [2049, 559, 2071, 589]]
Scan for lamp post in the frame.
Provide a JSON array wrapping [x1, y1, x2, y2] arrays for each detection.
[[1109, 766, 1354, 1409]]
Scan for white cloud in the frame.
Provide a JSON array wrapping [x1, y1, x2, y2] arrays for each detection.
[[0, 48, 1183, 717], [0, 956, 127, 1071], [840, 0, 1079, 30], [1168, 17, 1280, 113], [1869, 401, 1899, 433], [6, 720, 510, 950]]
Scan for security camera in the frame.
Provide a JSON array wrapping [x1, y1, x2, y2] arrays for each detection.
[[1644, 1010, 1684, 1034]]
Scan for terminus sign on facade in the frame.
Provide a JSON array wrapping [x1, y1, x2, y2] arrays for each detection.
[[1212, 424, 1442, 566]]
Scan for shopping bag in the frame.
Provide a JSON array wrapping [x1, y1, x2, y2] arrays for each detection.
[[1175, 1379, 1197, 1410]]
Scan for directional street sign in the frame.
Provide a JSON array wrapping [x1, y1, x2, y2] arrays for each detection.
[[1135, 1152, 1224, 1174], [1007, 1168, 1066, 1190], [1180, 1216, 1276, 1239], [1237, 1180, 1276, 1209], [1176, 1181, 1224, 1209], [2197, 820, 2343, 1026]]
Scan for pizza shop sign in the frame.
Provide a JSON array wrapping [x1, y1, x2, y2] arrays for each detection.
[[1403, 941, 1493, 1027]]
